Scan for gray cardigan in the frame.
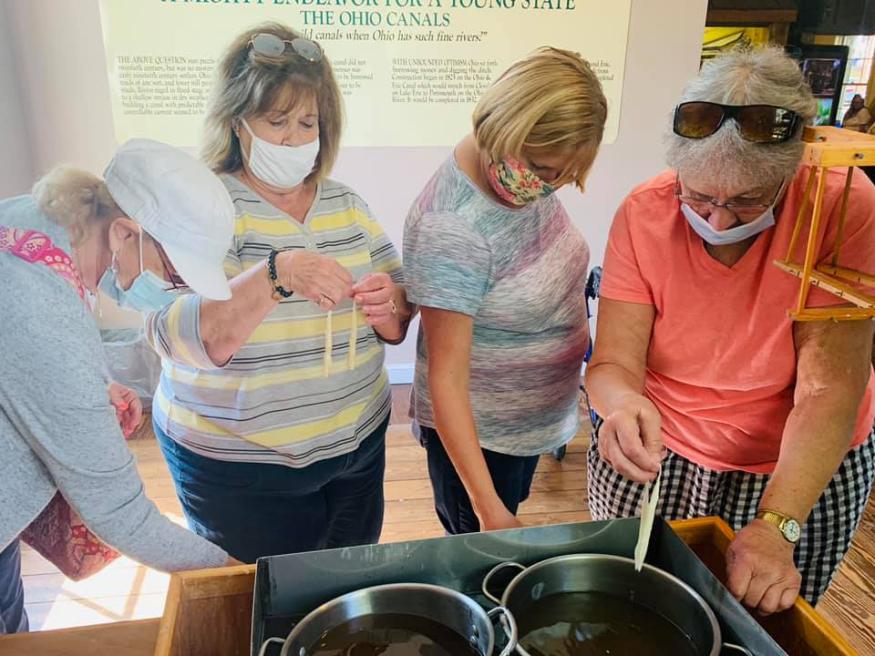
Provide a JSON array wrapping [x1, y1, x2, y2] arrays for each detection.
[[0, 196, 227, 571]]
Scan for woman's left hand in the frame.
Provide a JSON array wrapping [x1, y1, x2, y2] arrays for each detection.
[[352, 273, 398, 328], [726, 519, 802, 615], [108, 381, 144, 438]]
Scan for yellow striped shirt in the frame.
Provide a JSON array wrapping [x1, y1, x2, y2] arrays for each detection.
[[146, 176, 403, 467]]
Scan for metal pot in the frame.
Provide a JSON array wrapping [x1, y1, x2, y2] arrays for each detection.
[[482, 554, 752, 656], [258, 582, 517, 656]]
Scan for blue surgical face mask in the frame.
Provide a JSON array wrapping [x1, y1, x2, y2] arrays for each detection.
[[99, 229, 178, 313]]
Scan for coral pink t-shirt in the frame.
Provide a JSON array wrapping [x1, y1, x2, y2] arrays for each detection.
[[601, 166, 875, 474]]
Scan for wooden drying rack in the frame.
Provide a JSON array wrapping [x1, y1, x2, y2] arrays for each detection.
[[774, 126, 875, 321]]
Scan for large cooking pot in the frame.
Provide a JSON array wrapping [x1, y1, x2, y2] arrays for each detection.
[[258, 582, 517, 656], [482, 554, 752, 656]]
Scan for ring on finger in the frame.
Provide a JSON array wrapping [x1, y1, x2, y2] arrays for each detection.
[[389, 299, 397, 315]]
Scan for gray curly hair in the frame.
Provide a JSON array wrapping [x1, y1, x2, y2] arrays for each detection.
[[666, 47, 817, 191]]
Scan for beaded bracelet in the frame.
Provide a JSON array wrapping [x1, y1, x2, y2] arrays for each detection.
[[267, 249, 294, 300]]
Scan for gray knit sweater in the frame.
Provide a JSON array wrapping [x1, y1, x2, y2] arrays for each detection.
[[0, 195, 227, 571]]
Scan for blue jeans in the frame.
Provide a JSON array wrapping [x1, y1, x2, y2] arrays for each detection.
[[0, 539, 28, 634], [422, 426, 540, 535], [155, 417, 388, 563]]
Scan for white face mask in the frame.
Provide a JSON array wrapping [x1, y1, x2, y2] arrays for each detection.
[[680, 203, 776, 246], [680, 181, 785, 246], [240, 118, 319, 190]]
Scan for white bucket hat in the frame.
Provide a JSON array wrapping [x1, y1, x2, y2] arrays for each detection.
[[104, 139, 235, 300]]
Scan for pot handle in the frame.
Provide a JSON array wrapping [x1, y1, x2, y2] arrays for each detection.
[[257, 637, 286, 656], [482, 561, 526, 605], [487, 606, 519, 656], [721, 643, 753, 656]]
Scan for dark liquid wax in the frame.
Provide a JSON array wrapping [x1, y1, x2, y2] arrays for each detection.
[[517, 592, 698, 656], [307, 613, 482, 656]]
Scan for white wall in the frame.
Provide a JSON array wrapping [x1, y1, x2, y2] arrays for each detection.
[[4, 0, 708, 379], [0, 1, 34, 197]]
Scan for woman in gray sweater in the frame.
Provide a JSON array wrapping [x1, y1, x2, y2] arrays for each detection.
[[0, 139, 238, 634]]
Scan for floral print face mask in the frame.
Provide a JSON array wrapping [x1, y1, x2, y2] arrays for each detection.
[[486, 156, 557, 206]]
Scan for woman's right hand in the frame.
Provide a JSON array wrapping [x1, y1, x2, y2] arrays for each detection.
[[276, 251, 353, 310], [597, 393, 664, 483], [478, 503, 524, 531]]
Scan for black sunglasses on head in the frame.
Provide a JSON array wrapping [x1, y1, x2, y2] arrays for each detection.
[[248, 33, 323, 63], [673, 101, 801, 144]]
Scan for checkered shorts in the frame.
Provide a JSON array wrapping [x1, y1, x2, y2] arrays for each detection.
[[587, 426, 875, 605]]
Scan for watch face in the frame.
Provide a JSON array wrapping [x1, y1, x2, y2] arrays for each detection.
[[783, 519, 801, 543]]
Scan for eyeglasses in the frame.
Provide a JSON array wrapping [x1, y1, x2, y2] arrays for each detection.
[[155, 243, 188, 291], [675, 176, 785, 217], [673, 101, 801, 144], [248, 33, 323, 63]]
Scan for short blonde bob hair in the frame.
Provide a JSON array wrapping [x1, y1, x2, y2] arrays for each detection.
[[473, 47, 607, 189], [202, 22, 343, 181]]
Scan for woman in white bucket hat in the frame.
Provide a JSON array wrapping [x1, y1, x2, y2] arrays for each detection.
[[0, 138, 239, 635]]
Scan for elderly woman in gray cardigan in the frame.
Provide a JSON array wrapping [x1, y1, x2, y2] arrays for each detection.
[[0, 140, 238, 634]]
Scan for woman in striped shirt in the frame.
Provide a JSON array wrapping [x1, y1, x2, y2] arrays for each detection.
[[146, 23, 412, 562]]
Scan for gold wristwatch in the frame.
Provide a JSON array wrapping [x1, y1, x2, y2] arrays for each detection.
[[756, 509, 801, 544]]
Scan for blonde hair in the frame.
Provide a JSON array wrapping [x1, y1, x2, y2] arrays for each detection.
[[32, 167, 121, 247], [202, 22, 343, 181], [473, 47, 607, 189]]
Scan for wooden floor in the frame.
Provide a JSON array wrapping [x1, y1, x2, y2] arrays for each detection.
[[19, 386, 875, 653]]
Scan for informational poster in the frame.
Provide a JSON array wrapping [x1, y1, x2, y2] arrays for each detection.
[[98, 0, 631, 147]]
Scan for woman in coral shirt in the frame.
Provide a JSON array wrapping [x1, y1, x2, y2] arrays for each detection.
[[586, 48, 875, 615]]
